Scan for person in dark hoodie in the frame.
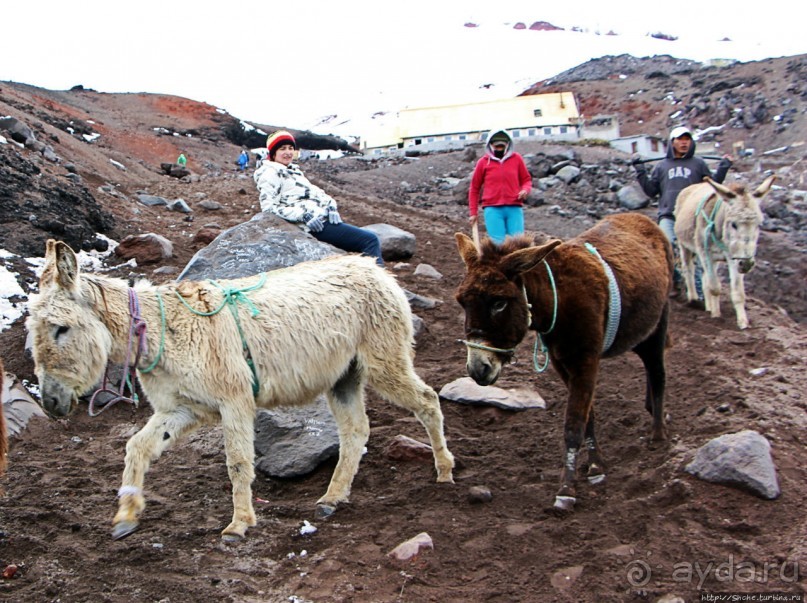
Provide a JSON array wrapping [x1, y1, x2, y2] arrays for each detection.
[[633, 125, 733, 297], [468, 128, 532, 244]]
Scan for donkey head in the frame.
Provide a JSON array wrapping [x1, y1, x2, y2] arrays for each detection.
[[454, 233, 560, 385], [705, 175, 776, 274], [26, 240, 113, 416]]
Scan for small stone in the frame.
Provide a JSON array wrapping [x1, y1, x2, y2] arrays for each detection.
[[387, 532, 433, 562], [385, 435, 433, 463], [468, 486, 493, 504]]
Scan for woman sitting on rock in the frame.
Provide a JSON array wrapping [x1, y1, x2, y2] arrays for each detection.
[[253, 131, 384, 266]]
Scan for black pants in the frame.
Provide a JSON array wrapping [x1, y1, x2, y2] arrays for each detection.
[[312, 222, 384, 267]]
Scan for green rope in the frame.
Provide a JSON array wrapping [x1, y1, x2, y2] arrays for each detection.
[[584, 242, 621, 354], [695, 192, 728, 277], [139, 290, 166, 374], [537, 260, 557, 335], [533, 260, 557, 373], [173, 274, 267, 397]]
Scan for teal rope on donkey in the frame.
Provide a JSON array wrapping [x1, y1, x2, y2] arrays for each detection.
[[694, 191, 728, 277], [533, 260, 558, 373], [174, 273, 268, 397], [584, 242, 621, 354]]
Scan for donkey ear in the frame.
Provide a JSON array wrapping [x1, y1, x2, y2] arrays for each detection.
[[455, 232, 479, 266], [41, 240, 80, 291], [753, 174, 776, 198], [500, 240, 561, 279], [703, 177, 736, 199]]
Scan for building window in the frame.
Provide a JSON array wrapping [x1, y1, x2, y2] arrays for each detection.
[[631, 141, 638, 153], [528, 129, 536, 136], [543, 127, 552, 135], [459, 134, 466, 140], [427, 137, 435, 142], [513, 130, 521, 137], [560, 126, 567, 134], [651, 139, 659, 152], [533, 109, 543, 117]]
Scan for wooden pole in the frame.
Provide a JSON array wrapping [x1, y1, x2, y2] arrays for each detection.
[[472, 222, 481, 252]]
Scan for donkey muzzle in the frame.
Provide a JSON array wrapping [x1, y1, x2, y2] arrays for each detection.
[[466, 352, 501, 386], [39, 374, 78, 417]]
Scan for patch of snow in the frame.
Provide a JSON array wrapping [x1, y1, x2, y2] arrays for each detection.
[[0, 261, 26, 332], [299, 520, 317, 536]]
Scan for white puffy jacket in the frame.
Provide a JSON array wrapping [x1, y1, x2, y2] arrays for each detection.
[[253, 160, 337, 226]]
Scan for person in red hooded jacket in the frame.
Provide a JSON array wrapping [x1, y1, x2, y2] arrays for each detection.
[[468, 128, 532, 244]]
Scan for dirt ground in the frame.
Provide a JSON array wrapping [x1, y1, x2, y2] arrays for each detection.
[[1, 149, 806, 603]]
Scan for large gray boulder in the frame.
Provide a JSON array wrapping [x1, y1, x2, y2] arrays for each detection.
[[177, 212, 342, 281], [253, 398, 340, 478], [617, 185, 650, 210], [363, 223, 416, 261], [0, 116, 35, 145], [685, 430, 780, 499]]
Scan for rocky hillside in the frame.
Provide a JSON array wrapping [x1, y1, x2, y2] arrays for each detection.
[[0, 82, 353, 256], [528, 53, 807, 154]]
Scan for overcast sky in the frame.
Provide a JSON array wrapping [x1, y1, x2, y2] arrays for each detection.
[[2, 1, 804, 133]]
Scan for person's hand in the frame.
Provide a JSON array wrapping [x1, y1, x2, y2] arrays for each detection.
[[630, 153, 643, 165], [469, 215, 478, 227], [328, 210, 342, 225], [517, 190, 529, 201], [305, 215, 325, 232]]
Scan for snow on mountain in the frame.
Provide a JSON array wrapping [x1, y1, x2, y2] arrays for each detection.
[[289, 23, 804, 142]]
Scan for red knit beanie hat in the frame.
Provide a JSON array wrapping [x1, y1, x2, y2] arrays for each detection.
[[266, 131, 297, 159]]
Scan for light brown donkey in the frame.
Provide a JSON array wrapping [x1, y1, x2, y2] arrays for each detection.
[[674, 175, 776, 329], [27, 240, 454, 541]]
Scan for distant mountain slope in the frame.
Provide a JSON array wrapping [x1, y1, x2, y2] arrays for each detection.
[[523, 53, 807, 152]]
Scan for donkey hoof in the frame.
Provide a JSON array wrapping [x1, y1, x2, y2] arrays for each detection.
[[221, 532, 245, 544], [111, 520, 139, 540], [553, 495, 576, 512], [587, 473, 606, 486], [316, 503, 337, 519]]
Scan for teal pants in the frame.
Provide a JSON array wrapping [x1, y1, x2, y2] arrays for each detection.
[[483, 205, 524, 245]]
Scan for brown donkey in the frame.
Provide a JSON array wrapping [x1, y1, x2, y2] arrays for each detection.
[[455, 213, 673, 512]]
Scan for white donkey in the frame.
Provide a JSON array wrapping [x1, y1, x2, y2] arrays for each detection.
[[674, 175, 776, 329], [27, 240, 454, 541]]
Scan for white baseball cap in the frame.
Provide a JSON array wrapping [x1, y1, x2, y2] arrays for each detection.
[[669, 126, 693, 140]]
